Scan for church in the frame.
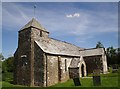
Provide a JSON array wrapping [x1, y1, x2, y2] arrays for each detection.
[[14, 18, 108, 87]]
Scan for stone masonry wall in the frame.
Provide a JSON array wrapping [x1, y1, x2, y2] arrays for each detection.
[[32, 27, 49, 40], [60, 56, 72, 82], [46, 54, 76, 86], [14, 28, 32, 86], [83, 55, 103, 74], [46, 55, 59, 86], [34, 42, 44, 86]]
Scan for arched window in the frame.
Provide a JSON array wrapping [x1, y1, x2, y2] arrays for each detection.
[[65, 59, 67, 71]]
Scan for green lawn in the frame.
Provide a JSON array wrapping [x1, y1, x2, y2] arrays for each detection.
[[51, 73, 118, 87], [1, 72, 118, 87], [1, 81, 25, 87]]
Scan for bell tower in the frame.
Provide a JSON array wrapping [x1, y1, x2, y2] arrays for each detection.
[[14, 18, 49, 86], [20, 18, 49, 39]]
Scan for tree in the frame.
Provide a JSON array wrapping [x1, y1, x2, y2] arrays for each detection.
[[106, 46, 118, 66], [116, 48, 120, 66], [0, 53, 4, 61], [2, 56, 14, 73], [0, 53, 4, 72], [96, 41, 104, 48]]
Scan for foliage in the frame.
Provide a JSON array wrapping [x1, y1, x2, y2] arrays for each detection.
[[96, 41, 104, 48], [95, 42, 119, 67], [0, 53, 4, 61], [2, 72, 13, 82], [106, 47, 119, 67], [2, 56, 14, 73], [0, 60, 2, 69]]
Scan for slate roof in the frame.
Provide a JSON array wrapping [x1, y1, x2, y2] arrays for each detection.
[[20, 18, 105, 57], [35, 37, 105, 57], [80, 48, 105, 57], [35, 37, 84, 56], [20, 18, 48, 32]]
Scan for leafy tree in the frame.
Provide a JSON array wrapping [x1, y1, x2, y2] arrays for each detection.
[[106, 47, 119, 67], [2, 56, 14, 73], [116, 48, 120, 65], [0, 60, 2, 69], [96, 41, 104, 48], [0, 53, 4, 73], [0, 53, 4, 60]]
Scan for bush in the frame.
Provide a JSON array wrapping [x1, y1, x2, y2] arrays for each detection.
[[2, 57, 14, 73], [108, 67, 112, 73], [2, 72, 13, 82]]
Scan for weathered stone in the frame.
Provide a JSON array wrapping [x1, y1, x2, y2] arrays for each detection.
[[73, 78, 81, 86], [93, 76, 101, 86], [69, 67, 79, 79]]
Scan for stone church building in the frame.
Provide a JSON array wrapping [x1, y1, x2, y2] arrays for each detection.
[[14, 18, 108, 87]]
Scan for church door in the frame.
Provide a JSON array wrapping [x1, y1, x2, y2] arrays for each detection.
[[81, 64, 84, 77]]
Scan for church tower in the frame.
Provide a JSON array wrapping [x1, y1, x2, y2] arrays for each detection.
[[14, 18, 49, 86]]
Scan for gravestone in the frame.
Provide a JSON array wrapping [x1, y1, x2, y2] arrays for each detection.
[[69, 67, 81, 86], [93, 69, 101, 86], [73, 78, 81, 86]]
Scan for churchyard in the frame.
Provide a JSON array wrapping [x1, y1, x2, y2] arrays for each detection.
[[1, 71, 119, 88]]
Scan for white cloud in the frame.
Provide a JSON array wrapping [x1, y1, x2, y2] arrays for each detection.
[[66, 13, 80, 18], [66, 14, 73, 18], [74, 13, 80, 17]]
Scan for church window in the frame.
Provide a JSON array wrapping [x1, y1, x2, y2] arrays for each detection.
[[65, 59, 67, 71]]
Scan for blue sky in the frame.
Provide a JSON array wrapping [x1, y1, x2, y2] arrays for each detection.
[[2, 2, 118, 58]]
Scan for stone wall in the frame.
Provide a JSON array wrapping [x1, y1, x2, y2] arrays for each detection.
[[45, 54, 74, 86], [34, 42, 44, 86], [14, 28, 32, 86], [60, 56, 72, 82], [83, 55, 103, 74], [32, 27, 49, 40], [101, 54, 108, 74], [46, 54, 59, 86]]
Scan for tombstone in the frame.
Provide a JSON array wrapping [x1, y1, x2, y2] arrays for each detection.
[[92, 69, 101, 86], [73, 78, 81, 86], [69, 67, 81, 86], [112, 64, 119, 73]]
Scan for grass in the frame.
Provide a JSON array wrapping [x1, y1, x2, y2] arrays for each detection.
[[51, 72, 118, 87], [1, 72, 119, 87], [2, 72, 25, 87]]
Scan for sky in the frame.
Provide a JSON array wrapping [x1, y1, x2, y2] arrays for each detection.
[[1, 2, 118, 58]]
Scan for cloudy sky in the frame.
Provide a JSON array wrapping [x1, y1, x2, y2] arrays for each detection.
[[2, 2, 118, 58]]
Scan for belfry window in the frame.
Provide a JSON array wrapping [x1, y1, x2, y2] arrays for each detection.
[[21, 55, 27, 67], [65, 59, 67, 71]]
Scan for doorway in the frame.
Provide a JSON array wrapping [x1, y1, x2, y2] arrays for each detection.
[[81, 64, 84, 77]]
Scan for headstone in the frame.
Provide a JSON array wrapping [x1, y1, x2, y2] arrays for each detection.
[[68, 67, 81, 86], [69, 67, 79, 79], [93, 69, 101, 86], [93, 76, 101, 86], [73, 78, 81, 86]]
